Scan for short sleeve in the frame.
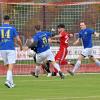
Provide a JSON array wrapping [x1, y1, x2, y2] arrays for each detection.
[[46, 31, 52, 37], [89, 28, 95, 34], [33, 35, 38, 42], [13, 27, 18, 37], [79, 31, 82, 38]]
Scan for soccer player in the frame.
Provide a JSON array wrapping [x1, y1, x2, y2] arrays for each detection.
[[67, 22, 100, 75], [0, 15, 22, 88], [50, 24, 73, 76], [24, 25, 64, 79]]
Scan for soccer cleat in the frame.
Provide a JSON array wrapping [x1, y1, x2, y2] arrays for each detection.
[[67, 70, 74, 76], [5, 81, 12, 88], [58, 71, 64, 79], [47, 73, 52, 77], [31, 71, 38, 78]]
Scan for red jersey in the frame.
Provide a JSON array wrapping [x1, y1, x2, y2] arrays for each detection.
[[59, 31, 69, 48]]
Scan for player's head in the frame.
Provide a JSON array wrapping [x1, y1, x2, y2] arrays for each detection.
[[80, 22, 86, 30], [34, 25, 41, 32], [57, 24, 65, 33], [3, 15, 10, 23], [3, 15, 10, 21]]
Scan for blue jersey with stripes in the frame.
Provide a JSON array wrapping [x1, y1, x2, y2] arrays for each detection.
[[0, 24, 18, 50], [33, 31, 52, 53], [79, 28, 95, 48]]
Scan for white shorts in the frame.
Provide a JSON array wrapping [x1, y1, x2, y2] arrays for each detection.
[[35, 49, 55, 64], [0, 50, 16, 65], [81, 48, 93, 57]]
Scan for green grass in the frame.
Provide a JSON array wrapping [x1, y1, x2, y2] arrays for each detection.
[[0, 74, 100, 100]]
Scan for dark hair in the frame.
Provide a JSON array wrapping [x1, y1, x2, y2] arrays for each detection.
[[3, 15, 10, 20], [57, 24, 65, 28], [34, 25, 41, 31]]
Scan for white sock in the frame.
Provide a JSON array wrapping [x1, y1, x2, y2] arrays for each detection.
[[72, 60, 81, 73], [6, 70, 13, 84], [95, 59, 100, 66], [53, 63, 61, 72], [35, 66, 40, 76]]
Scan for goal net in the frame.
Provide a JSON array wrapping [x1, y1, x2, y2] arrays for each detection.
[[0, 1, 100, 75]]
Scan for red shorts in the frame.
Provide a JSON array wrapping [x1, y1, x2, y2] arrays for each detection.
[[55, 47, 68, 65]]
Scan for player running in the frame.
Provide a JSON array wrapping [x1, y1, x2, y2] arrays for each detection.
[[49, 24, 73, 76], [67, 22, 100, 75]]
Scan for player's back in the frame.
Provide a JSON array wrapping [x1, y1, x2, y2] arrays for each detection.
[[0, 24, 18, 50], [33, 31, 51, 53]]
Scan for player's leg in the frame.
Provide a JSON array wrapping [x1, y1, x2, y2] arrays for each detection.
[[53, 49, 63, 76], [31, 52, 46, 78], [89, 56, 100, 66], [6, 50, 16, 88], [88, 48, 100, 66], [43, 60, 51, 74], [2, 50, 16, 88], [47, 49, 64, 79], [68, 49, 87, 75], [31, 54, 41, 78], [53, 48, 67, 76]]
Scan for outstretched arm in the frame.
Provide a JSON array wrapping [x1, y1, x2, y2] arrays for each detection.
[[48, 38, 60, 43], [73, 38, 80, 45]]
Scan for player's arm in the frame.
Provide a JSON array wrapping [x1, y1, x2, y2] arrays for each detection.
[[51, 34, 61, 39], [28, 40, 37, 49], [24, 38, 33, 47], [13, 27, 23, 50], [73, 38, 80, 45], [48, 38, 60, 43], [15, 36, 23, 50], [23, 38, 37, 52], [94, 32, 100, 38]]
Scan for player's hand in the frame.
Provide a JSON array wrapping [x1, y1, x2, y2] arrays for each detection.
[[48, 38, 52, 43], [70, 34, 73, 37], [51, 28, 56, 32], [22, 46, 29, 51]]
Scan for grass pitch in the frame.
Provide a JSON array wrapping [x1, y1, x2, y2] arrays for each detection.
[[0, 74, 100, 100]]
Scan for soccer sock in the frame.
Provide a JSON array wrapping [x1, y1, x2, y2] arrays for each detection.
[[53, 63, 61, 72], [45, 62, 51, 73], [6, 70, 13, 84], [35, 66, 40, 76], [95, 59, 100, 66], [72, 60, 81, 73]]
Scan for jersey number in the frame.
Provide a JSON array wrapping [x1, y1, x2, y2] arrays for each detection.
[[1, 29, 10, 38], [42, 36, 48, 45], [65, 36, 69, 44]]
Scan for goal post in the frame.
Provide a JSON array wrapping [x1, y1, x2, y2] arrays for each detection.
[[0, 1, 100, 75]]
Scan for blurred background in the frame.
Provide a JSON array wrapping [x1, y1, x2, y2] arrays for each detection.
[[0, 0, 100, 75]]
